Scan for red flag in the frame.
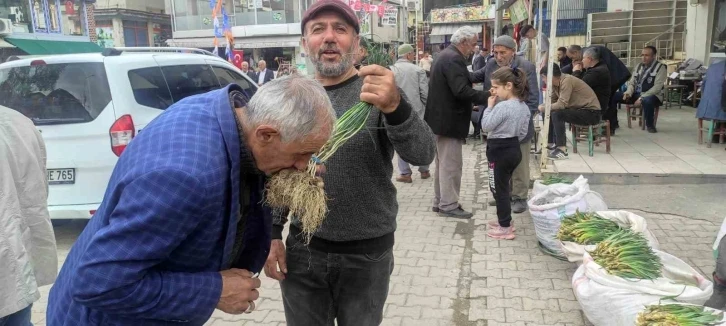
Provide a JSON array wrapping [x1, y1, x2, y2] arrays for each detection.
[[232, 50, 244, 69], [65, 1, 74, 14]]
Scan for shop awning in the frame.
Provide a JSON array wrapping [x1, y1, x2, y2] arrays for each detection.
[[4, 38, 102, 55], [430, 23, 488, 36], [167, 35, 302, 49]]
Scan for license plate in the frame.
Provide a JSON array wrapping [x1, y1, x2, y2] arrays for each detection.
[[47, 168, 75, 185]]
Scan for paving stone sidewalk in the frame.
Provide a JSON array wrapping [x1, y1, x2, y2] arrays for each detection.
[[31, 141, 721, 326]]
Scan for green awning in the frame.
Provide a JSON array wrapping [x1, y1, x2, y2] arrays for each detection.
[[5, 38, 102, 55]]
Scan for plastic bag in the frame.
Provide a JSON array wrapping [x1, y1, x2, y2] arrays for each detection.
[[573, 250, 713, 326], [560, 210, 660, 264], [532, 179, 572, 198], [714, 217, 726, 260], [527, 176, 608, 258]]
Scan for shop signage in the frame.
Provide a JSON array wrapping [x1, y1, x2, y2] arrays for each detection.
[[509, 0, 528, 24], [430, 5, 496, 23]]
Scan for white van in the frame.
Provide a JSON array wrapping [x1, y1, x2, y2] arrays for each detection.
[[0, 47, 259, 219]]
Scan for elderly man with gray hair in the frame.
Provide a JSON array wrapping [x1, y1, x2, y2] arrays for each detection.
[[572, 47, 611, 120], [392, 43, 431, 183], [425, 25, 489, 219], [47, 75, 336, 325]]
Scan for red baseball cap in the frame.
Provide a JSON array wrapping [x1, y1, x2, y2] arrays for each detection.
[[301, 0, 360, 35]]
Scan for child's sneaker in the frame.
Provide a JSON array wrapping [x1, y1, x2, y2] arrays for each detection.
[[487, 225, 516, 240], [487, 220, 515, 231]]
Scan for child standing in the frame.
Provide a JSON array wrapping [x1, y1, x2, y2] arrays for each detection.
[[481, 66, 531, 240]]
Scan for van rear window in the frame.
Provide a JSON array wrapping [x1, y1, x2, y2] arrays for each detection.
[[0, 63, 112, 125]]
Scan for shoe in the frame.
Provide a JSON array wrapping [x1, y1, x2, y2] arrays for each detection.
[[432, 204, 461, 213], [511, 199, 528, 214], [396, 174, 413, 183], [487, 225, 516, 240], [548, 148, 569, 160], [437, 207, 474, 219], [487, 219, 516, 231], [468, 133, 480, 139], [647, 127, 657, 133], [420, 171, 431, 179]]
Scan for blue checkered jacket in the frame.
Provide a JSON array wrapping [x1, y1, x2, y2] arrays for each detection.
[[47, 84, 271, 325]]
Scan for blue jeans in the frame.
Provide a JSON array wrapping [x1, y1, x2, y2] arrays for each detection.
[[0, 305, 32, 326], [280, 236, 394, 326]]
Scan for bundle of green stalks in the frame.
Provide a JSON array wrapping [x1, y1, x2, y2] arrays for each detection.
[[557, 211, 622, 245], [591, 229, 663, 279], [636, 304, 724, 326], [541, 175, 573, 185]]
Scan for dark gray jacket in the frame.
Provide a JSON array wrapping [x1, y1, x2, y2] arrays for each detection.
[[470, 55, 538, 143]]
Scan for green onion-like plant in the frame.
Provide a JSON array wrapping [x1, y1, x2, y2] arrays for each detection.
[[636, 303, 724, 326], [591, 229, 663, 280]]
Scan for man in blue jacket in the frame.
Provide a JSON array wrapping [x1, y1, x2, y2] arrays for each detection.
[[46, 75, 336, 325]]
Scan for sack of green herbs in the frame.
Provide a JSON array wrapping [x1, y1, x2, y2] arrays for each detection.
[[572, 238, 713, 326], [557, 210, 660, 264], [636, 302, 726, 326], [532, 174, 576, 197], [527, 176, 607, 259]]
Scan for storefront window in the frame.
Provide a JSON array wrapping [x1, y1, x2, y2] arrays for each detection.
[[173, 0, 234, 31], [59, 0, 86, 36], [152, 23, 172, 46], [0, 0, 33, 33], [123, 20, 149, 46], [713, 0, 726, 53]]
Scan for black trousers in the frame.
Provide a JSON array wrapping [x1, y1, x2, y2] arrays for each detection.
[[547, 109, 601, 147], [605, 86, 620, 129], [486, 137, 522, 228]]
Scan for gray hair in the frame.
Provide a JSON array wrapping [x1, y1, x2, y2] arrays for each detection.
[[451, 26, 478, 46], [244, 74, 335, 143], [583, 47, 600, 61]]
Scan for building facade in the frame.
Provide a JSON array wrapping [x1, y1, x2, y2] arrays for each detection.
[[93, 0, 172, 48], [0, 0, 100, 61], [164, 0, 405, 73]]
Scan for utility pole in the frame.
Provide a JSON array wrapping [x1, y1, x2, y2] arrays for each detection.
[[539, 0, 559, 169], [494, 0, 503, 38]]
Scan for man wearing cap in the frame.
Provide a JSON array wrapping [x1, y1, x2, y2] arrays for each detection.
[[425, 25, 489, 219], [391, 43, 430, 183], [264, 1, 436, 325], [471, 35, 538, 215]]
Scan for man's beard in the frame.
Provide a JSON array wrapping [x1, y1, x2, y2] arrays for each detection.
[[307, 43, 356, 77], [497, 56, 513, 67]]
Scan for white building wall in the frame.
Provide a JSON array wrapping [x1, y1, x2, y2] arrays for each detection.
[[607, 0, 633, 12], [685, 0, 714, 63]]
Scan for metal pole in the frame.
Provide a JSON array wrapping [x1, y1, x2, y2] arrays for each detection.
[[539, 0, 559, 169], [494, 0, 503, 38]]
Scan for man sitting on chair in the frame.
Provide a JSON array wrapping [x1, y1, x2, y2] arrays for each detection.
[[615, 45, 667, 133], [539, 64, 601, 160]]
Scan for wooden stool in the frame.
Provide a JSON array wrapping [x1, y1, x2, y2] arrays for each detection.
[[664, 84, 687, 109], [626, 104, 660, 130], [570, 121, 611, 157], [698, 119, 726, 148]]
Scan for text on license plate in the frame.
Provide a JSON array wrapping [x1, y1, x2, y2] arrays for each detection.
[[47, 168, 75, 185]]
